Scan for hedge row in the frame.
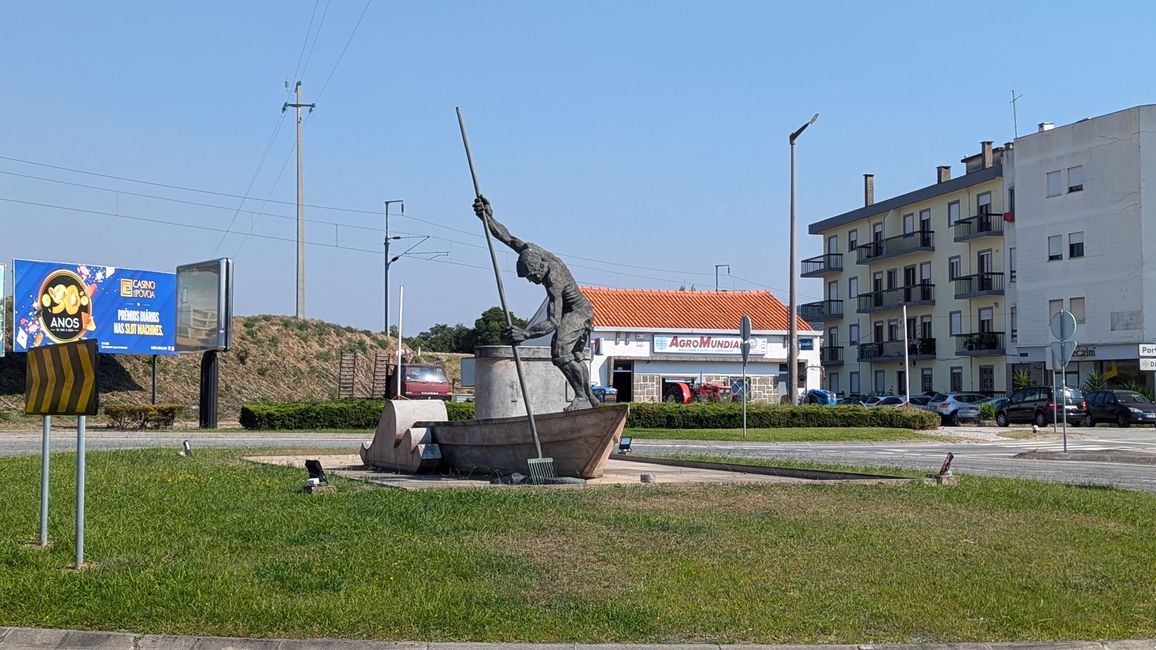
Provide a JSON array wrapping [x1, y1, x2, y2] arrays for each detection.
[[625, 402, 939, 430], [239, 399, 475, 430], [104, 403, 184, 430], [239, 399, 938, 431]]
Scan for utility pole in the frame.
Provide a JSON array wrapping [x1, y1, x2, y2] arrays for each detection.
[[383, 200, 404, 334], [284, 81, 315, 319]]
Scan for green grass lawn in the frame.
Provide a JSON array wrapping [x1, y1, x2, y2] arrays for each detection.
[[1, 448, 1153, 644], [626, 426, 947, 442]]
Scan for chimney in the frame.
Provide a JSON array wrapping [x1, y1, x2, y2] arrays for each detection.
[[1038, 122, 1054, 132], [982, 141, 993, 169], [937, 166, 952, 183], [864, 174, 874, 206]]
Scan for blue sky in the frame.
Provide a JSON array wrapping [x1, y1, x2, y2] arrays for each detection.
[[3, 1, 1155, 336]]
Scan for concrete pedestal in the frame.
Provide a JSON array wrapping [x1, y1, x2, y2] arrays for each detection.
[[474, 345, 571, 419]]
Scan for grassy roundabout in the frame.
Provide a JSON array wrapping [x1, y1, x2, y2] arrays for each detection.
[[1, 447, 1153, 644]]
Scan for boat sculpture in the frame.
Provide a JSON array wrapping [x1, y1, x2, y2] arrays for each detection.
[[360, 401, 628, 479]]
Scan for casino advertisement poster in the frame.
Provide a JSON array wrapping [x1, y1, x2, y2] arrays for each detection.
[[12, 259, 177, 356]]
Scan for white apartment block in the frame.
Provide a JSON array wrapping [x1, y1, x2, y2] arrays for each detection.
[[804, 142, 1009, 397], [807, 104, 1156, 398], [1004, 105, 1156, 389]]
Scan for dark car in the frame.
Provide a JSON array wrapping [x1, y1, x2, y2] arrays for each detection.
[[996, 386, 1088, 427], [802, 388, 837, 405], [590, 384, 618, 404], [1084, 389, 1156, 427]]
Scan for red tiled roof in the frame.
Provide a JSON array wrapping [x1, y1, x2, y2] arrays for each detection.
[[580, 287, 814, 332]]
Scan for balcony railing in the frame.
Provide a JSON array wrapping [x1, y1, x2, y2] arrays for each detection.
[[801, 253, 843, 278], [953, 212, 1004, 242], [800, 299, 843, 323], [856, 230, 934, 264], [954, 272, 1005, 299], [955, 331, 1006, 356], [856, 284, 935, 313], [820, 345, 844, 366], [857, 337, 937, 362]]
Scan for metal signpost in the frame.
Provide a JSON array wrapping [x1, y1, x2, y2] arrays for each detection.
[[1048, 310, 1078, 453], [740, 315, 752, 437], [25, 339, 99, 567]]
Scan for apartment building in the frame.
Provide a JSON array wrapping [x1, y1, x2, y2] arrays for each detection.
[[1004, 105, 1156, 388], [803, 142, 1009, 397]]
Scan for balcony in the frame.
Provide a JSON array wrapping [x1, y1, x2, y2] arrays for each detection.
[[801, 253, 843, 278], [954, 272, 1005, 299], [820, 345, 844, 366], [955, 331, 1006, 356], [857, 337, 937, 362], [800, 299, 843, 323], [856, 284, 935, 314], [856, 230, 934, 264], [953, 211, 1004, 242]]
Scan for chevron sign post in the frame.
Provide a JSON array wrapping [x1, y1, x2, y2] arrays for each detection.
[[24, 339, 98, 567]]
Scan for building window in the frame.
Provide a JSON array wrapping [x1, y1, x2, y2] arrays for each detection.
[[874, 370, 886, 394], [1068, 165, 1083, 192], [827, 235, 838, 254], [950, 367, 962, 392], [1047, 170, 1063, 197], [948, 201, 960, 227], [848, 276, 859, 299], [874, 321, 884, 343], [948, 256, 961, 280], [828, 373, 840, 394], [888, 319, 898, 341], [1048, 235, 1063, 261], [848, 229, 858, 253], [1009, 247, 1016, 282], [949, 311, 962, 336], [919, 209, 931, 233], [978, 307, 993, 333], [1069, 232, 1084, 258], [1049, 299, 1063, 321], [1008, 185, 1015, 212], [1010, 306, 1017, 342], [849, 323, 860, 346], [849, 371, 860, 394], [896, 370, 906, 394], [1070, 297, 1086, 324], [977, 191, 992, 216], [902, 213, 915, 234], [827, 280, 839, 301], [828, 326, 839, 347], [921, 368, 933, 394]]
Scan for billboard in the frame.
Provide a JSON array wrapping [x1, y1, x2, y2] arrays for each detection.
[[175, 258, 233, 353], [12, 259, 176, 356]]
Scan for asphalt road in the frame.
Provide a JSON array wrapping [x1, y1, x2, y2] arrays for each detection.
[[1, 425, 1154, 493]]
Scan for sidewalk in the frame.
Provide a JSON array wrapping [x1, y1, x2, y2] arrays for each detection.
[[1, 628, 1153, 650]]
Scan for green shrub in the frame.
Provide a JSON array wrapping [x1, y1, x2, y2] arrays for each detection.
[[625, 403, 938, 430], [240, 399, 473, 430], [104, 403, 184, 430], [979, 402, 996, 421]]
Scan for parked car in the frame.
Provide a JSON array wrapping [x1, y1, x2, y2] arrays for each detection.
[[802, 388, 838, 405], [1084, 389, 1156, 427], [996, 386, 1088, 427], [984, 396, 1010, 412], [839, 393, 868, 406], [927, 392, 989, 425], [872, 395, 910, 408], [908, 395, 932, 409], [591, 384, 618, 404]]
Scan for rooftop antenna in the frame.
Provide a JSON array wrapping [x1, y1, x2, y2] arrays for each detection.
[[1010, 88, 1023, 139]]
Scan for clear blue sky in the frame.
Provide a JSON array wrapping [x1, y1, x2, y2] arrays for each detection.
[[4, 1, 1155, 336]]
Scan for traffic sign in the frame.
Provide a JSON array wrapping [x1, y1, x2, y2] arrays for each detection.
[[731, 379, 746, 399], [1047, 340, 1077, 371], [25, 339, 99, 416], [1050, 310, 1077, 340], [739, 315, 752, 363], [1141, 358, 1156, 372], [1140, 343, 1156, 357]]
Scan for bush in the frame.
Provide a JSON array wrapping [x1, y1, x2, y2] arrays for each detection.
[[104, 403, 184, 430], [240, 399, 474, 430], [979, 402, 996, 421], [625, 402, 939, 430]]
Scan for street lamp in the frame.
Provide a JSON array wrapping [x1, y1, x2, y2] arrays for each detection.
[[384, 200, 404, 334], [788, 112, 819, 404], [715, 264, 730, 292]]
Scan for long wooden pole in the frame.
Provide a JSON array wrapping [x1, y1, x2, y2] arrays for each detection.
[[455, 107, 542, 458]]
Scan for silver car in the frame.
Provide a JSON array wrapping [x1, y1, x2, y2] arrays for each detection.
[[927, 392, 989, 425]]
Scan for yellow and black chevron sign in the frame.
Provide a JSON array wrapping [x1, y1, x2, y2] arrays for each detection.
[[25, 339, 99, 416]]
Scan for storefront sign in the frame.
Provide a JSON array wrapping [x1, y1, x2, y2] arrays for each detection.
[[654, 334, 768, 355]]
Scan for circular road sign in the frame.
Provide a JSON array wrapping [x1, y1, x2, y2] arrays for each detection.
[[1050, 310, 1077, 340]]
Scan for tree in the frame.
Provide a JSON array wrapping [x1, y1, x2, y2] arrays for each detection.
[[474, 306, 528, 347], [409, 322, 473, 353]]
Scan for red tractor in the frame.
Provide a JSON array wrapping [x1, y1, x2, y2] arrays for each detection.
[[662, 378, 733, 403]]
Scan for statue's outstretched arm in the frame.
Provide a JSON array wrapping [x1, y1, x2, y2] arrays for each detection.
[[473, 195, 525, 252]]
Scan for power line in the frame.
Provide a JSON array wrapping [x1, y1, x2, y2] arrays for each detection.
[[292, 0, 322, 84], [299, 0, 332, 82], [314, 0, 373, 102]]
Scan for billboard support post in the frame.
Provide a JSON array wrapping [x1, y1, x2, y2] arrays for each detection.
[[75, 415, 86, 568], [199, 351, 219, 429]]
